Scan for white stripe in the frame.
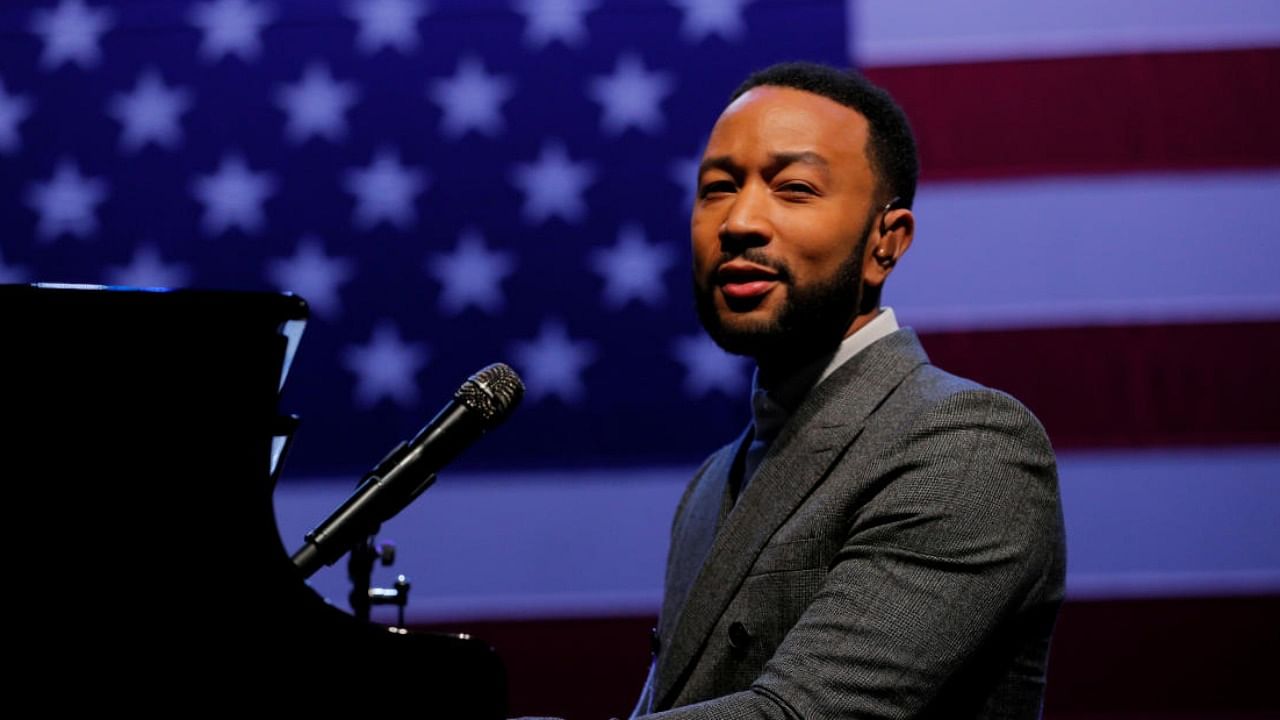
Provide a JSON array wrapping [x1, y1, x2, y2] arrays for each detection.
[[276, 468, 690, 622], [850, 0, 1280, 67], [895, 296, 1280, 332], [1057, 447, 1280, 599], [1066, 569, 1280, 600], [277, 448, 1280, 621], [383, 591, 663, 624], [890, 171, 1280, 331]]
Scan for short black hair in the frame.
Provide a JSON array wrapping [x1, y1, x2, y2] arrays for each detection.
[[731, 61, 918, 210]]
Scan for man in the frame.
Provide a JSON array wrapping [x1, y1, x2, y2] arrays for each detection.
[[630, 62, 1066, 718]]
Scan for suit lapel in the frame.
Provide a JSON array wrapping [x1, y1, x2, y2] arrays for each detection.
[[655, 428, 746, 648], [654, 329, 930, 708]]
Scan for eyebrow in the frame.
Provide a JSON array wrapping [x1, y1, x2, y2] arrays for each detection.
[[698, 151, 831, 179]]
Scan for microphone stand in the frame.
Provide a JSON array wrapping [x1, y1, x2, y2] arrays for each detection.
[[348, 531, 379, 624], [347, 528, 412, 627]]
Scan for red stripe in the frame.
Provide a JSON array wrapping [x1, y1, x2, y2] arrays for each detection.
[[917, 321, 1280, 450], [1045, 595, 1280, 717], [425, 615, 653, 719], [420, 595, 1279, 718], [862, 48, 1280, 181]]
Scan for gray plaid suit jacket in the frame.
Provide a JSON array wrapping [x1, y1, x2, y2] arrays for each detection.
[[632, 328, 1066, 719]]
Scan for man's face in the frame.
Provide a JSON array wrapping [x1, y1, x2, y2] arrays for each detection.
[[692, 86, 880, 362]]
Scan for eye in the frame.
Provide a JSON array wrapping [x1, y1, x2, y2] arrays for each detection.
[[698, 180, 736, 198], [776, 181, 817, 195]]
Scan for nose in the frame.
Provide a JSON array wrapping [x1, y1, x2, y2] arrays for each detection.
[[719, 183, 772, 250]]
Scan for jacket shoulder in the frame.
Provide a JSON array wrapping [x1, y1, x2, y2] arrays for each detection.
[[889, 362, 1053, 448]]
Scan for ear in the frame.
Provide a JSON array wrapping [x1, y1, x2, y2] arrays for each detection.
[[863, 207, 914, 288]]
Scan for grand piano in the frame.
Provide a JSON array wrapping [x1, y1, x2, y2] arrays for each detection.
[[5, 283, 506, 712]]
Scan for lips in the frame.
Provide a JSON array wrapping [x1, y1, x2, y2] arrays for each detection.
[[716, 260, 780, 300]]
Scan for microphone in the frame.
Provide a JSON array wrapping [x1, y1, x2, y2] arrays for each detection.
[[291, 362, 524, 578]]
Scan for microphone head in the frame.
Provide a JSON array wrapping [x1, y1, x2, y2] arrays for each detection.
[[455, 363, 525, 424]]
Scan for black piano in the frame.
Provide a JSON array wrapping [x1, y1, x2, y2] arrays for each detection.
[[5, 283, 506, 712]]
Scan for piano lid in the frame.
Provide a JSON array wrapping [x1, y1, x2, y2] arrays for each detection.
[[4, 284, 506, 712]]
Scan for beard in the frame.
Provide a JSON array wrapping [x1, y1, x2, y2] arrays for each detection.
[[693, 213, 874, 364]]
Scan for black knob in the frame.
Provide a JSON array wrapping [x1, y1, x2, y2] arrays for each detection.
[[377, 541, 396, 566], [727, 621, 751, 651]]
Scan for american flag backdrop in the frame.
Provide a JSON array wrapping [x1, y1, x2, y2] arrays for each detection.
[[4, 1, 1279, 717], [0, 0, 849, 474]]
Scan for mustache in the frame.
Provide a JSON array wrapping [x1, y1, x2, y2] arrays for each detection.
[[713, 249, 794, 283]]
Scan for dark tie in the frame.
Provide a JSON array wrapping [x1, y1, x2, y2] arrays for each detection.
[[733, 388, 785, 504], [741, 431, 770, 495]]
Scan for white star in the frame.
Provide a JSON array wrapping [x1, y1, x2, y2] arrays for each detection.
[[428, 56, 515, 139], [670, 153, 700, 209], [672, 333, 750, 398], [509, 140, 595, 225], [25, 160, 108, 242], [0, 79, 33, 154], [512, 0, 597, 49], [191, 154, 277, 236], [29, 0, 113, 70], [108, 69, 193, 153], [426, 228, 517, 316], [266, 236, 355, 320], [587, 53, 675, 136], [104, 244, 191, 288], [590, 223, 677, 310], [275, 63, 359, 144], [346, 0, 428, 54], [188, 0, 273, 63], [344, 321, 430, 409], [343, 148, 429, 231], [510, 319, 597, 405], [669, 0, 753, 43], [0, 250, 28, 284]]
